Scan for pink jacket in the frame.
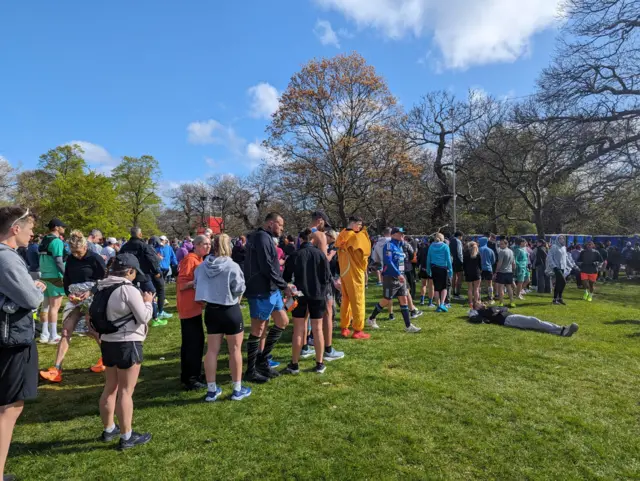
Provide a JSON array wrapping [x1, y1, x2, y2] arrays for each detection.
[[98, 276, 153, 343]]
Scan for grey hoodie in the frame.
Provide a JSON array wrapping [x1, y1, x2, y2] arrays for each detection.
[[0, 243, 44, 311], [546, 235, 575, 277], [194, 256, 246, 306]]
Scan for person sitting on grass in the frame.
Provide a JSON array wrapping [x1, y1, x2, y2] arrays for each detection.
[[97, 254, 154, 450], [195, 234, 251, 402], [468, 303, 579, 337]]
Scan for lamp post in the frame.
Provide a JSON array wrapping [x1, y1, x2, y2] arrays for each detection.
[[199, 195, 208, 228], [211, 196, 223, 232], [449, 107, 457, 233]]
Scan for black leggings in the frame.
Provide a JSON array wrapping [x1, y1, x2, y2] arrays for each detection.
[[553, 269, 566, 300], [180, 315, 204, 384], [152, 275, 166, 314]]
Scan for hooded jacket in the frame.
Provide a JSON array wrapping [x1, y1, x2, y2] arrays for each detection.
[[119, 236, 160, 282], [194, 256, 245, 306], [0, 243, 44, 347], [426, 241, 453, 278], [450, 236, 464, 264], [283, 242, 331, 300], [244, 227, 288, 297], [156, 244, 178, 271], [372, 236, 390, 265], [177, 241, 193, 263], [479, 237, 496, 272], [546, 235, 575, 276]]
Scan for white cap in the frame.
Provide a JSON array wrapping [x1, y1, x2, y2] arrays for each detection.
[[159, 235, 168, 241], [107, 237, 117, 245]]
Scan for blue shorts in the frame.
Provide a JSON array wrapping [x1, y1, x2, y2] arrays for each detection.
[[247, 291, 284, 321]]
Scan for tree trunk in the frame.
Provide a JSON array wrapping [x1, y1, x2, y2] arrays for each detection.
[[533, 209, 545, 238]]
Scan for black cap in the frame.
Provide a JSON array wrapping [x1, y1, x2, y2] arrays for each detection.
[[112, 253, 145, 277], [311, 211, 332, 229], [47, 218, 68, 229], [391, 227, 405, 235]]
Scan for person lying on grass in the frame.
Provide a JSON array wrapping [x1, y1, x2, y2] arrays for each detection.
[[467, 303, 579, 337]]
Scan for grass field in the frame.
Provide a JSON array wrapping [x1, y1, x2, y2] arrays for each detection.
[[7, 278, 640, 480]]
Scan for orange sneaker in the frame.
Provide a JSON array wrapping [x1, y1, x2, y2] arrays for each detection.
[[341, 328, 351, 338], [351, 330, 371, 340], [39, 366, 62, 383], [90, 357, 106, 373]]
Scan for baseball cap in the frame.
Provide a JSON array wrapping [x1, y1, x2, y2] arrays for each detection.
[[159, 235, 168, 242], [106, 237, 117, 245], [311, 210, 332, 229], [47, 218, 68, 229], [390, 227, 405, 235], [112, 253, 145, 277]]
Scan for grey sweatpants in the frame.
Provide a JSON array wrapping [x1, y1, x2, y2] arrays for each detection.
[[504, 315, 563, 335]]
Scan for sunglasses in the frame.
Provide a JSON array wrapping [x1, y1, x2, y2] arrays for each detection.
[[11, 208, 30, 228]]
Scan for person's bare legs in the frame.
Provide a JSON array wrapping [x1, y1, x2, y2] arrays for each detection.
[[473, 281, 481, 306], [115, 364, 141, 436], [323, 297, 334, 349], [496, 283, 504, 303], [310, 318, 324, 363], [467, 283, 474, 309], [506, 284, 514, 304], [226, 333, 243, 383], [53, 308, 81, 367], [99, 367, 119, 429], [420, 279, 427, 300], [47, 295, 63, 340], [204, 334, 223, 384], [428, 279, 435, 302], [0, 401, 24, 479]]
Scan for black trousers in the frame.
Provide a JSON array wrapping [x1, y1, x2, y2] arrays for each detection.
[[553, 269, 566, 300], [152, 275, 166, 314], [405, 269, 416, 300], [180, 315, 204, 384]]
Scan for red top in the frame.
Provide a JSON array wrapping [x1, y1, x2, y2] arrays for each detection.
[[177, 253, 203, 319]]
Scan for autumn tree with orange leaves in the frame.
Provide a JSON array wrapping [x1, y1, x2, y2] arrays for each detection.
[[266, 52, 408, 227]]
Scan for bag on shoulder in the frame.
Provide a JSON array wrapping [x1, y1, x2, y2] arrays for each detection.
[[89, 283, 134, 335]]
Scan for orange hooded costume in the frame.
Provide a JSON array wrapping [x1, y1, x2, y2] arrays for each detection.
[[336, 227, 371, 331]]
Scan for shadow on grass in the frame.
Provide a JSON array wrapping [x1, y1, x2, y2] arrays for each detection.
[[9, 438, 116, 457]]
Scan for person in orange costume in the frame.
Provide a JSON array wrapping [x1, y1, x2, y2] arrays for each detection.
[[337, 216, 371, 340]]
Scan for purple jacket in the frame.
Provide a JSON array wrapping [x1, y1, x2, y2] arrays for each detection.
[[177, 241, 193, 263]]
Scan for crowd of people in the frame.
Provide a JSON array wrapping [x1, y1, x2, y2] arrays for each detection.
[[1, 205, 636, 478]]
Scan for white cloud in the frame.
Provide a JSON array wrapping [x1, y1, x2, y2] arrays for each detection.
[[67, 140, 118, 173], [205, 157, 219, 168], [186, 119, 245, 155], [315, 0, 560, 69], [247, 83, 280, 119], [314, 20, 341, 48]]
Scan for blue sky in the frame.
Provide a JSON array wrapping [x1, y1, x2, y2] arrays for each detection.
[[0, 0, 561, 194]]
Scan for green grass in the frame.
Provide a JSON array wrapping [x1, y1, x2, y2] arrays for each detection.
[[8, 279, 640, 480]]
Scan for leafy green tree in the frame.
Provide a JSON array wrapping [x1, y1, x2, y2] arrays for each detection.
[[112, 155, 161, 229]]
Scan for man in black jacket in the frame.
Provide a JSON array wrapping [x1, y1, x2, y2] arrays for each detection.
[[243, 213, 293, 383], [282, 229, 331, 375], [119, 227, 162, 324]]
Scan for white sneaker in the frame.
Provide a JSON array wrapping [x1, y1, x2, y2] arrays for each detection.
[[48, 335, 61, 345], [367, 318, 380, 329], [518, 295, 525, 300], [405, 324, 421, 333], [39, 335, 49, 344]]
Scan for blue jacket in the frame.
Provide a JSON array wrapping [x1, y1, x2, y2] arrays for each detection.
[[479, 237, 495, 272], [156, 244, 178, 270], [26, 243, 40, 272], [426, 241, 453, 278], [382, 239, 405, 278]]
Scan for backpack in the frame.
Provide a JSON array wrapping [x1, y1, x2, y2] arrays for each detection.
[[89, 283, 135, 335]]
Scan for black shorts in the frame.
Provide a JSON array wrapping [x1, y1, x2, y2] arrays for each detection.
[[495, 272, 514, 285], [418, 268, 431, 280], [0, 341, 38, 406], [292, 297, 327, 319], [205, 303, 244, 335], [383, 276, 407, 300], [453, 260, 464, 273], [481, 271, 494, 281], [101, 341, 143, 370], [465, 272, 481, 283], [430, 265, 449, 292]]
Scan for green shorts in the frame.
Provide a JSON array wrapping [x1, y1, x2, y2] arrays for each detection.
[[42, 279, 65, 298], [515, 268, 529, 283]]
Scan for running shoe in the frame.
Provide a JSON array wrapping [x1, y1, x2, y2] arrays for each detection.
[[427, 303, 437, 309], [48, 335, 61, 345], [158, 311, 173, 319], [268, 358, 281, 368], [557, 299, 567, 305], [518, 295, 525, 300], [410, 310, 423, 319], [388, 313, 395, 321], [562, 323, 579, 337], [90, 357, 106, 373], [151, 319, 168, 327], [587, 295, 593, 302], [583, 291, 589, 300], [244, 370, 269, 384], [405, 324, 422, 333], [313, 363, 327, 374], [435, 304, 448, 313], [118, 431, 152, 450], [366, 318, 380, 329], [231, 386, 252, 401], [508, 303, 517, 308], [38, 335, 49, 344], [204, 386, 223, 402], [351, 330, 371, 340], [257, 363, 281, 378], [100, 425, 121, 442], [282, 363, 300, 375], [300, 346, 316, 359], [376, 282, 383, 287], [341, 328, 352, 338], [324, 347, 345, 362], [183, 378, 207, 391], [39, 367, 62, 383]]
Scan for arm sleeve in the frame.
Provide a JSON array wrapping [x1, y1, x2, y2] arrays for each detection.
[[95, 254, 107, 280], [446, 246, 454, 278], [170, 249, 178, 266], [123, 286, 153, 325], [426, 248, 432, 276], [257, 236, 288, 290], [55, 256, 65, 275], [0, 260, 44, 310]]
